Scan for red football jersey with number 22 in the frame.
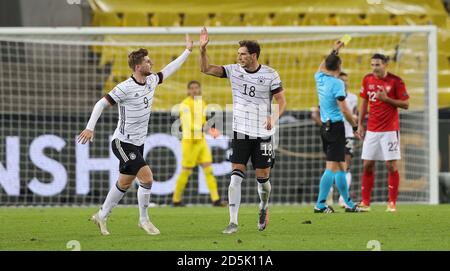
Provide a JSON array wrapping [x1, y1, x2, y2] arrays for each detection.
[[360, 72, 409, 132]]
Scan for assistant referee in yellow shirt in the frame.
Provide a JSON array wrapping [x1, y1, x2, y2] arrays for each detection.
[[172, 80, 227, 207]]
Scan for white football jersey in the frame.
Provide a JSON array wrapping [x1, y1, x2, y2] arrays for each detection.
[[344, 92, 358, 138], [222, 64, 283, 138], [106, 73, 162, 146]]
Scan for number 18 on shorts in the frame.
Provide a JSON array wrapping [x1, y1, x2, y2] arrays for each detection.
[[229, 133, 275, 169], [361, 131, 401, 161]]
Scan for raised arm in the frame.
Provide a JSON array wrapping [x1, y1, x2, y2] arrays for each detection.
[[199, 27, 225, 77], [77, 97, 112, 144], [318, 40, 345, 72], [159, 34, 193, 81]]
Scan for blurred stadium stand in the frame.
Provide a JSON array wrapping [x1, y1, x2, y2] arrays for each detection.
[[2, 0, 447, 108], [85, 0, 450, 108]]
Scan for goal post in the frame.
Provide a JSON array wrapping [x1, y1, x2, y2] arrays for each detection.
[[427, 25, 439, 204], [0, 26, 438, 205]]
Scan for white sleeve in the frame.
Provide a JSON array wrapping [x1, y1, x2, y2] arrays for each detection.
[[86, 98, 110, 131], [270, 71, 283, 93], [108, 85, 127, 103], [160, 49, 191, 81], [222, 64, 234, 78]]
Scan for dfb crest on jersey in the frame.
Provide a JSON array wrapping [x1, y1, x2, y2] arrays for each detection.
[[129, 152, 136, 160], [257, 76, 265, 85]]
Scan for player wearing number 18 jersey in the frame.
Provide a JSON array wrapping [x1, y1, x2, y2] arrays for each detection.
[[357, 53, 409, 212], [199, 27, 287, 234]]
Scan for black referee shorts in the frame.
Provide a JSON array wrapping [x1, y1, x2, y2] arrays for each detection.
[[230, 132, 275, 169], [320, 121, 346, 162], [111, 138, 147, 175]]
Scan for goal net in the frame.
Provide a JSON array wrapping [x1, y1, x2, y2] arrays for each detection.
[[0, 26, 438, 206]]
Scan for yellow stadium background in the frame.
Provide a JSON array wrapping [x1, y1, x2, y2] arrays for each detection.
[[87, 0, 450, 110]]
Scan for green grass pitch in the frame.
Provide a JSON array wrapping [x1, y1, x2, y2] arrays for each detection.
[[1, 204, 450, 251]]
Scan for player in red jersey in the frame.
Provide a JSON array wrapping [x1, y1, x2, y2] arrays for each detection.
[[357, 53, 409, 212]]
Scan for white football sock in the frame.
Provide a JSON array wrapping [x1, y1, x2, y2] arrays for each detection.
[[346, 171, 352, 188], [138, 182, 152, 223], [99, 182, 126, 220], [229, 170, 244, 225], [328, 186, 334, 204], [257, 178, 271, 210]]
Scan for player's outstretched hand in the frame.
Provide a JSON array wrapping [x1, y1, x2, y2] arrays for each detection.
[[185, 33, 193, 52], [200, 27, 209, 51], [77, 129, 94, 144]]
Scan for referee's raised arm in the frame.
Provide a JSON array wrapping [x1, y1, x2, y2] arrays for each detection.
[[318, 40, 345, 72], [199, 27, 225, 77]]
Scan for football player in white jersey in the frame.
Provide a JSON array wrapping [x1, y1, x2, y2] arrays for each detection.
[[199, 27, 287, 234], [78, 34, 193, 236]]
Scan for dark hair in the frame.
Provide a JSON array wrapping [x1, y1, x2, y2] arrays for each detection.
[[371, 53, 389, 63], [187, 80, 201, 88], [325, 54, 341, 71], [338, 71, 348, 77], [128, 48, 148, 70], [238, 40, 261, 59]]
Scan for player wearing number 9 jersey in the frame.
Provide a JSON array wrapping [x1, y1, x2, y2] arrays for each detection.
[[77, 35, 193, 236], [357, 53, 409, 212], [199, 27, 287, 234]]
